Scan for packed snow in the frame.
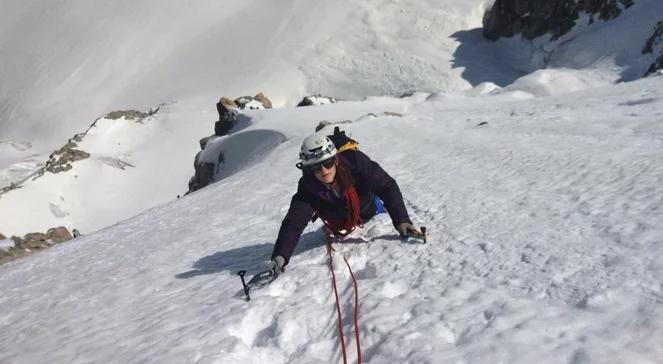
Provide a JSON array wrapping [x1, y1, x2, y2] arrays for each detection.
[[2, 0, 663, 363], [1, 74, 662, 363]]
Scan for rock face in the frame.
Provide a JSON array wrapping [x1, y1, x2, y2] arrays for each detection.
[[214, 93, 272, 137], [0, 226, 74, 265], [483, 0, 634, 41], [42, 138, 91, 174], [643, 21, 663, 76]]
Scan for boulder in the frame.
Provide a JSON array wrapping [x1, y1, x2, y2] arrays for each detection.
[[215, 97, 239, 136], [217, 97, 239, 117], [15, 232, 49, 250], [0, 232, 5, 240], [234, 93, 273, 110], [47, 226, 72, 243], [253, 92, 273, 108]]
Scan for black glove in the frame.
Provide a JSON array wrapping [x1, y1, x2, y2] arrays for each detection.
[[397, 222, 420, 238], [266, 256, 286, 275]]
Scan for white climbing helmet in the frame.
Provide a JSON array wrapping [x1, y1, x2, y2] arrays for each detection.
[[299, 132, 337, 166]]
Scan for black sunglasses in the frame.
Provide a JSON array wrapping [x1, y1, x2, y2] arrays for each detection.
[[308, 157, 336, 172]]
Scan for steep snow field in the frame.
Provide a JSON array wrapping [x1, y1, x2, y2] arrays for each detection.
[[1, 75, 662, 363]]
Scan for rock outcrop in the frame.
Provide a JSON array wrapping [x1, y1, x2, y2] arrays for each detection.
[[643, 21, 663, 77], [483, 0, 634, 41], [214, 93, 272, 136], [105, 109, 151, 120], [297, 95, 338, 107], [42, 138, 91, 174], [0, 226, 74, 265], [190, 93, 272, 193]]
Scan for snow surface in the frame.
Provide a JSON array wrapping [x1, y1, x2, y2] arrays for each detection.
[[1, 75, 662, 363], [2, 1, 663, 363]]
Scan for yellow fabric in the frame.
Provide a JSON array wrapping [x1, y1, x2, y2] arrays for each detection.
[[337, 142, 359, 153]]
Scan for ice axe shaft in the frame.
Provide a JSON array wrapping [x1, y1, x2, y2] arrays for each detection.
[[237, 270, 251, 301]]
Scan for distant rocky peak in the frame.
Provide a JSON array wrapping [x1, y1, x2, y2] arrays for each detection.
[[483, 0, 634, 41]]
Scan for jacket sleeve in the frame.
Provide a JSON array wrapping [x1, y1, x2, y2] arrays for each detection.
[[271, 178, 315, 266], [353, 151, 412, 227]]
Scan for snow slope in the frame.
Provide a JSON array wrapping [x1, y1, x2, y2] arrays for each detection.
[[1, 75, 662, 363]]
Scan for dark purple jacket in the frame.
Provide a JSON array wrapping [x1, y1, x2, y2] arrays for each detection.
[[271, 150, 411, 265]]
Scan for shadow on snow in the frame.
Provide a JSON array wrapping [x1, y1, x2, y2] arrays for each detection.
[[175, 231, 325, 279]]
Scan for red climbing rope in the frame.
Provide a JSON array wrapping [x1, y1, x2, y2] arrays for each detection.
[[326, 233, 362, 364]]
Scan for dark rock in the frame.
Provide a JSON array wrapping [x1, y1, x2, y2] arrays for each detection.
[[315, 121, 333, 132], [43, 141, 90, 174], [189, 161, 216, 193], [214, 120, 234, 136], [0, 233, 5, 240], [644, 54, 663, 77], [483, 0, 634, 41], [217, 97, 238, 118], [297, 95, 337, 107], [199, 135, 216, 150], [215, 97, 239, 136], [643, 21, 663, 77], [235, 92, 273, 110], [643, 21, 663, 54]]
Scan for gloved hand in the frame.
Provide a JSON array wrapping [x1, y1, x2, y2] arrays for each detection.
[[397, 222, 420, 238], [267, 256, 286, 275]]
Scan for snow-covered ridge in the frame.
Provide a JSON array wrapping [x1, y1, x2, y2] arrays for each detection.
[[0, 102, 213, 237]]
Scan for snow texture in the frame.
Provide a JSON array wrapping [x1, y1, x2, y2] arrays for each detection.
[[1, 1, 663, 363], [1, 75, 662, 363]]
